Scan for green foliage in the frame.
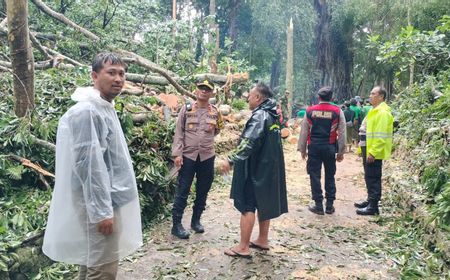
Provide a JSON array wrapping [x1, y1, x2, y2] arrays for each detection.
[[231, 99, 247, 111], [385, 216, 449, 279], [33, 262, 76, 280], [368, 14, 450, 279]]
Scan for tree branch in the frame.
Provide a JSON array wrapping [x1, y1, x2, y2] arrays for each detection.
[[42, 46, 84, 66], [29, 32, 52, 60], [29, 134, 56, 151], [0, 59, 62, 70], [117, 49, 195, 99], [30, 0, 100, 41]]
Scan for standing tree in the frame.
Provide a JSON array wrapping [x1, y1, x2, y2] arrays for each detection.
[[6, 0, 35, 117], [285, 18, 294, 118], [208, 0, 218, 73]]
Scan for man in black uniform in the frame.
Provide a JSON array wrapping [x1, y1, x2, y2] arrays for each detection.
[[297, 87, 346, 214]]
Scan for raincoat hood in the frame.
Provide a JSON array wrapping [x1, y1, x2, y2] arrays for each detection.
[[255, 98, 278, 117], [71, 87, 114, 107]]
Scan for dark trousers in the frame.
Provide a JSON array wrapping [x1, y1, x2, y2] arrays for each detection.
[[307, 144, 336, 202], [363, 150, 383, 202], [172, 155, 215, 217]]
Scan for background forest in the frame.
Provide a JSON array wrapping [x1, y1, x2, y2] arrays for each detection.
[[0, 0, 449, 279]]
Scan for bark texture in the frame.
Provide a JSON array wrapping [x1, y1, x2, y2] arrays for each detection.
[[6, 0, 35, 117]]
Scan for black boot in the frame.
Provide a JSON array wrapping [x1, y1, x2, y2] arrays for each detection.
[[325, 200, 335, 214], [191, 212, 205, 233], [308, 201, 324, 215], [171, 215, 190, 239], [356, 200, 379, 215], [354, 200, 369, 208]]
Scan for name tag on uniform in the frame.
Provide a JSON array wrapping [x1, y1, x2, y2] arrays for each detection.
[[311, 110, 332, 119]]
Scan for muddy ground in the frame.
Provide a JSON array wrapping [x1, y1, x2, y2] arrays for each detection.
[[117, 143, 397, 280]]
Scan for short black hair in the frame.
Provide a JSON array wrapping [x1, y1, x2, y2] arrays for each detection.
[[92, 52, 127, 73], [377, 86, 387, 100], [317, 86, 333, 101], [350, 98, 357, 105], [254, 82, 274, 99]]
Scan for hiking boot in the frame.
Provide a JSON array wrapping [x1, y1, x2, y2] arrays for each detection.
[[171, 223, 190, 239], [191, 212, 205, 233], [325, 200, 335, 214], [172, 214, 190, 239], [308, 201, 324, 215], [325, 205, 335, 214], [356, 201, 379, 216], [354, 200, 369, 208]]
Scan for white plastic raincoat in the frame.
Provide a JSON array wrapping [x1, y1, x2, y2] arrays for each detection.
[[43, 87, 142, 267]]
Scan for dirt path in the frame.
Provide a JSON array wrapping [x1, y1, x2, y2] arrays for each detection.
[[118, 143, 396, 279]]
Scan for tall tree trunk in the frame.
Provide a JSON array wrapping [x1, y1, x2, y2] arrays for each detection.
[[172, 0, 176, 40], [208, 0, 218, 73], [227, 0, 241, 52], [6, 0, 35, 117], [285, 18, 294, 118], [314, 0, 332, 87], [270, 56, 280, 90]]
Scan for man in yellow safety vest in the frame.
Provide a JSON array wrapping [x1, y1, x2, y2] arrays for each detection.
[[355, 86, 393, 215]]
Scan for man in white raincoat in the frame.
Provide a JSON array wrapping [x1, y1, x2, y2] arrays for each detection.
[[43, 52, 142, 279]]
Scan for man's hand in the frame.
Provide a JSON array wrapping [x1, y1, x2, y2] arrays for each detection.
[[367, 154, 375, 163], [336, 154, 344, 162], [98, 218, 114, 236], [174, 156, 183, 168], [301, 152, 307, 160], [218, 160, 231, 174]]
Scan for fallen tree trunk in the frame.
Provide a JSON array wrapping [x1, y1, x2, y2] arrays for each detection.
[[0, 59, 73, 70], [126, 72, 249, 86], [195, 72, 249, 84], [126, 73, 171, 86], [116, 49, 195, 99]]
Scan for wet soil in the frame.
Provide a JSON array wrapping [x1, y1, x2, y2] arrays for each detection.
[[117, 143, 397, 280]]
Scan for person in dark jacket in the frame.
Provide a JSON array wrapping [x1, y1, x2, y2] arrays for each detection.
[[343, 101, 355, 152], [219, 82, 288, 259], [297, 86, 346, 215]]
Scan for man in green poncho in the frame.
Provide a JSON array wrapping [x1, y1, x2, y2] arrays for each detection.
[[219, 82, 288, 259]]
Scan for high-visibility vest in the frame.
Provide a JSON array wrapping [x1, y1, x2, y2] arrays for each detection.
[[366, 102, 394, 160]]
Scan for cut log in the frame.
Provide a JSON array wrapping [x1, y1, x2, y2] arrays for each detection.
[[195, 72, 249, 84], [219, 104, 231, 116], [281, 127, 291, 139], [157, 93, 180, 111], [287, 135, 298, 144]]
